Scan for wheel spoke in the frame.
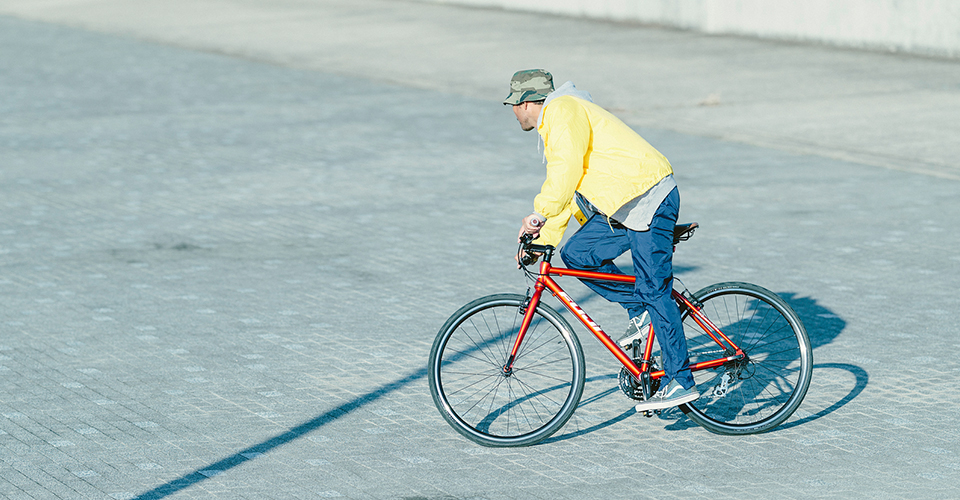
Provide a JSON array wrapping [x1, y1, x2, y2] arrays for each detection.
[[680, 283, 811, 434], [428, 295, 585, 446]]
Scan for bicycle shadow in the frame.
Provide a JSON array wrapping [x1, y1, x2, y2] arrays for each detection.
[[781, 293, 846, 350], [657, 293, 863, 432], [539, 374, 636, 444], [547, 291, 866, 436], [761, 293, 866, 430], [127, 292, 861, 496], [657, 361, 869, 431]]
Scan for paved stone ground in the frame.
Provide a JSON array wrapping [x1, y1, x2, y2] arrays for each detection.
[[2, 0, 959, 181], [1, 6, 960, 500]]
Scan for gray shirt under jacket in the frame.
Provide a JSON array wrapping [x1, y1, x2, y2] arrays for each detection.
[[575, 174, 677, 232]]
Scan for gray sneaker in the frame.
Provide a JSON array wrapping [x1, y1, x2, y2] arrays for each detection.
[[634, 379, 699, 412], [617, 311, 650, 349]]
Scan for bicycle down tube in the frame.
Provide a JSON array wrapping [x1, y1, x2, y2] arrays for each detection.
[[506, 259, 745, 380], [430, 224, 812, 445]]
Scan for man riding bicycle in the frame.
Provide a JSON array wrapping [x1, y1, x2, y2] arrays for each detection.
[[506, 69, 697, 411]]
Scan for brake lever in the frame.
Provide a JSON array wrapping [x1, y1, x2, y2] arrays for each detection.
[[520, 251, 540, 266]]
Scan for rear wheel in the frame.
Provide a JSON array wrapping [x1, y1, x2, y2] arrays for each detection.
[[428, 294, 585, 447], [678, 282, 812, 434]]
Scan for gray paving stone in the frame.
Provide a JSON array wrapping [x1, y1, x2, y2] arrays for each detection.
[[1, 7, 960, 500]]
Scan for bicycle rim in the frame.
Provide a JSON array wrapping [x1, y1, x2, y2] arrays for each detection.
[[679, 282, 812, 434], [428, 294, 585, 447]]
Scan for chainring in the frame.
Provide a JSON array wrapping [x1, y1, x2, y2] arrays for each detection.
[[618, 358, 661, 401]]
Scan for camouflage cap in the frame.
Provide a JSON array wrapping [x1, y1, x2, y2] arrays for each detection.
[[503, 69, 554, 105]]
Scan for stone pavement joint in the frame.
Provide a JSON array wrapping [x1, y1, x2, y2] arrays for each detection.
[[1, 5, 960, 500]]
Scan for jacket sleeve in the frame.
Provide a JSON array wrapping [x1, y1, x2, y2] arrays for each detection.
[[534, 200, 574, 248], [534, 99, 590, 226]]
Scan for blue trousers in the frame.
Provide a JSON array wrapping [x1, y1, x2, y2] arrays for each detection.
[[560, 188, 694, 389]]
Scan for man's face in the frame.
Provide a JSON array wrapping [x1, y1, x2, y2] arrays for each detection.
[[512, 101, 541, 131]]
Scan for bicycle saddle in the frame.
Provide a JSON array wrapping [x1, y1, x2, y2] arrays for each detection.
[[673, 222, 698, 245]]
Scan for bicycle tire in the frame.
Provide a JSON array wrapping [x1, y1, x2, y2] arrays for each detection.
[[428, 294, 585, 447], [677, 282, 812, 434]]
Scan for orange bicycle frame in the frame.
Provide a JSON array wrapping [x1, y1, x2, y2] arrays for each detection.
[[506, 258, 745, 380]]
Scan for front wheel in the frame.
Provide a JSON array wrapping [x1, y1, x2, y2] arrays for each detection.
[[428, 294, 585, 447], [678, 282, 812, 434]]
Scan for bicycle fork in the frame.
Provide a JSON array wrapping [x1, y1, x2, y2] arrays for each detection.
[[502, 282, 545, 376], [507, 270, 647, 383]]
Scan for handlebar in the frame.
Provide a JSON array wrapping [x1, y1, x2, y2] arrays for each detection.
[[518, 233, 555, 266]]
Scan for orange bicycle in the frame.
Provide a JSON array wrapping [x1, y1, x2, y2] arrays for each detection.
[[428, 223, 812, 446]]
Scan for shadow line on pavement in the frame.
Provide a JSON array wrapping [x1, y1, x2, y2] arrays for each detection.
[[134, 290, 848, 498], [132, 366, 428, 500], [133, 303, 545, 498], [777, 362, 869, 430], [540, 407, 637, 445], [575, 374, 621, 408]]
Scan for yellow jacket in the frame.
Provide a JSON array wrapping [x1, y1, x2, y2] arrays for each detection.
[[534, 95, 674, 246]]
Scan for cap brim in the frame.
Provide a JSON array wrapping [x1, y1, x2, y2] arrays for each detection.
[[503, 91, 524, 105], [503, 90, 550, 105]]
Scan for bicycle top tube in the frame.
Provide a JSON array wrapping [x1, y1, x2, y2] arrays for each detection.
[[518, 239, 634, 284], [518, 222, 698, 277]]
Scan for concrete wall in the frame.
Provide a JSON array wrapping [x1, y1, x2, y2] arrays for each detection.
[[420, 0, 960, 58]]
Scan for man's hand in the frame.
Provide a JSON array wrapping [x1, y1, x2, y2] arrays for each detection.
[[518, 213, 546, 242], [515, 214, 545, 268]]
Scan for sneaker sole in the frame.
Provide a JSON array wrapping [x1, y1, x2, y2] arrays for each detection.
[[634, 392, 699, 412]]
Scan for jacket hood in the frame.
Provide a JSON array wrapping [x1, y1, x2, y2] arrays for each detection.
[[537, 81, 593, 129]]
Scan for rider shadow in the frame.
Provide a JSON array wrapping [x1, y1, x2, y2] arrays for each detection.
[[657, 362, 869, 432], [549, 290, 866, 437], [659, 292, 863, 432], [781, 292, 846, 350], [772, 294, 868, 430]]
